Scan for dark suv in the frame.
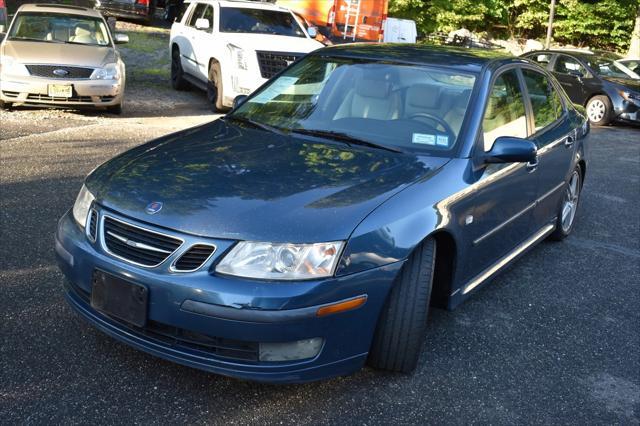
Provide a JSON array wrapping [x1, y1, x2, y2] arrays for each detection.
[[523, 50, 640, 126], [95, 0, 159, 24]]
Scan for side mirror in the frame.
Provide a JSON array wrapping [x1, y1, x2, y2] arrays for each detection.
[[114, 33, 129, 44], [195, 18, 210, 30], [232, 95, 248, 109], [307, 26, 318, 38], [484, 137, 537, 164]]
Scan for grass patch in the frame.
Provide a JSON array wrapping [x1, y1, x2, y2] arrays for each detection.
[[123, 31, 167, 54]]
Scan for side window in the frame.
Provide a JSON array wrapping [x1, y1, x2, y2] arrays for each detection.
[[522, 69, 564, 133], [201, 5, 214, 31], [187, 3, 207, 27], [554, 55, 587, 76], [482, 69, 527, 151]]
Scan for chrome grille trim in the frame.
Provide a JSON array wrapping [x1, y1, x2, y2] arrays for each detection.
[[100, 215, 184, 268], [86, 208, 98, 242], [170, 244, 217, 273]]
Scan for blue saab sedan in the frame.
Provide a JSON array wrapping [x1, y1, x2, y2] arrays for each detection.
[[55, 44, 590, 383]]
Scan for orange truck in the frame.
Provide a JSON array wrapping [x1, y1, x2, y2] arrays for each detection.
[[276, 0, 388, 42]]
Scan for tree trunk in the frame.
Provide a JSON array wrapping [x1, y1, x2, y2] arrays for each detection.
[[628, 6, 640, 58]]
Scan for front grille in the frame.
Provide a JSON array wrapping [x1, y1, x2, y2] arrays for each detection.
[[103, 216, 182, 267], [2, 91, 19, 98], [173, 244, 216, 272], [3, 91, 113, 103], [26, 65, 94, 79], [256, 51, 303, 79], [87, 209, 98, 242]]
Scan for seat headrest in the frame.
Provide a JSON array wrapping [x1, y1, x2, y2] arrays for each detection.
[[406, 84, 441, 109], [75, 25, 91, 37], [355, 77, 391, 99], [454, 89, 472, 109]]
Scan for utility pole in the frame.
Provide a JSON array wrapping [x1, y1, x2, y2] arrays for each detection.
[[545, 0, 556, 49]]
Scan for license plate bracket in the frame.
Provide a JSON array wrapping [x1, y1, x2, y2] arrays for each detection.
[[48, 84, 73, 98], [91, 270, 148, 327]]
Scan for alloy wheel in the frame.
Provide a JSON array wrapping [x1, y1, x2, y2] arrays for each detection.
[[561, 170, 581, 232]]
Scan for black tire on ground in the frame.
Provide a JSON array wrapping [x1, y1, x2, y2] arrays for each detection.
[[0, 100, 12, 109], [171, 47, 189, 91], [107, 103, 123, 115], [586, 95, 612, 126], [549, 165, 583, 241], [368, 238, 436, 373], [207, 61, 225, 112]]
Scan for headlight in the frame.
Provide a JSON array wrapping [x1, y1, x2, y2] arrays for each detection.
[[617, 89, 640, 101], [227, 43, 248, 70], [90, 63, 119, 80], [0, 56, 30, 77], [216, 241, 344, 280], [72, 184, 95, 228]]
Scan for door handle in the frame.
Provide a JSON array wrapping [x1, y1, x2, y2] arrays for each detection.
[[526, 157, 539, 173], [564, 136, 574, 148]]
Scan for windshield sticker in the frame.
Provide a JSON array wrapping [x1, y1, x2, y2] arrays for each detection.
[[412, 133, 436, 145], [251, 76, 299, 104], [436, 135, 449, 147]]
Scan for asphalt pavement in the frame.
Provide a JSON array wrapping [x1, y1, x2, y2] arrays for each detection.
[[0, 121, 638, 425]]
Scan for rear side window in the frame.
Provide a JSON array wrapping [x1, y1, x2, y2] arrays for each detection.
[[482, 69, 527, 151], [522, 69, 563, 133], [554, 55, 587, 76]]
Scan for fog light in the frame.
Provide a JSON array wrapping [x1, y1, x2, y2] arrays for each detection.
[[259, 337, 324, 362]]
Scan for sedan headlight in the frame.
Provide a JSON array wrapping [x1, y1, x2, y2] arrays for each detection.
[[72, 184, 95, 228], [90, 63, 119, 80], [617, 89, 640, 101], [227, 43, 248, 70], [0, 56, 30, 77], [216, 241, 344, 280]]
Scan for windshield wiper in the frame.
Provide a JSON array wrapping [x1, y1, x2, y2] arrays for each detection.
[[223, 115, 285, 136], [290, 128, 403, 153]]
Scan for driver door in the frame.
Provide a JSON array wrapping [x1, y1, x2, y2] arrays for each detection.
[[551, 54, 588, 104]]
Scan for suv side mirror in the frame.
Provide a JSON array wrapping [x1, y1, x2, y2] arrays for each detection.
[[307, 26, 318, 38], [195, 18, 210, 30], [114, 33, 129, 44], [484, 137, 537, 164], [233, 95, 248, 109]]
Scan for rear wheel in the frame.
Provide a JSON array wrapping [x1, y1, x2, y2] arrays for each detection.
[[207, 61, 225, 112], [586, 95, 612, 126], [368, 238, 436, 373], [171, 47, 189, 91], [549, 166, 582, 241]]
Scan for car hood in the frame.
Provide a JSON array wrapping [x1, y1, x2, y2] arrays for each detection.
[[2, 40, 115, 67], [223, 32, 323, 54], [602, 76, 640, 92], [87, 119, 449, 242]]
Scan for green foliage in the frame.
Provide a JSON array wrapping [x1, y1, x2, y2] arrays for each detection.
[[388, 0, 639, 52]]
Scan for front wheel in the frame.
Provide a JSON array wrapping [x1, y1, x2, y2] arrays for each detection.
[[586, 95, 612, 126], [368, 238, 436, 373], [549, 167, 582, 241], [207, 61, 225, 112]]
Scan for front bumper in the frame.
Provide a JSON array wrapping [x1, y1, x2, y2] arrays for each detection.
[[614, 98, 640, 124], [0, 74, 124, 107], [55, 209, 401, 383]]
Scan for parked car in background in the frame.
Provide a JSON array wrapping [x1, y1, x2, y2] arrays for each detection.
[[95, 0, 158, 24], [0, 4, 128, 113], [56, 44, 590, 383], [523, 50, 640, 126], [0, 0, 8, 36], [169, 0, 323, 111], [617, 58, 640, 75]]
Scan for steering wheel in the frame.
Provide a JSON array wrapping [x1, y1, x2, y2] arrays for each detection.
[[409, 113, 456, 139]]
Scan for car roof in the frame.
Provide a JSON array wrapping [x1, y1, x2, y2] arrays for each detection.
[[526, 49, 622, 61], [311, 43, 515, 73], [16, 3, 104, 18], [184, 0, 289, 12]]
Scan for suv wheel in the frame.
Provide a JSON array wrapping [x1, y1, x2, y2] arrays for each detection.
[[368, 238, 435, 373], [586, 95, 612, 126], [207, 61, 225, 112], [171, 47, 189, 91]]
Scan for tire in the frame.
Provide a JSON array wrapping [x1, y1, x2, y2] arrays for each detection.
[[207, 61, 225, 113], [0, 100, 12, 110], [171, 47, 189, 91], [107, 103, 123, 115], [368, 238, 436, 373], [586, 95, 612, 126], [549, 166, 583, 241]]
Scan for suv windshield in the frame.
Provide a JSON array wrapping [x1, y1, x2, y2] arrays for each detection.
[[8, 12, 110, 46], [230, 55, 476, 155], [585, 56, 639, 80], [219, 7, 305, 37]]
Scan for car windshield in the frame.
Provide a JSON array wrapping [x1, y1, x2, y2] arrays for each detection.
[[8, 12, 110, 46], [230, 56, 476, 155], [585, 56, 639, 80], [219, 7, 305, 37]]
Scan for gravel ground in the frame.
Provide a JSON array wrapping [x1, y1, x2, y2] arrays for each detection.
[[0, 20, 639, 424]]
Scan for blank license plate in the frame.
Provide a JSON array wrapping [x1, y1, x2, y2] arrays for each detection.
[[91, 270, 148, 327], [48, 84, 72, 98]]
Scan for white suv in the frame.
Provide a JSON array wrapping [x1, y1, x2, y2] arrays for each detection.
[[169, 0, 323, 111]]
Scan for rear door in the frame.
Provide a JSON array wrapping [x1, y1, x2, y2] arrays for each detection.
[[521, 67, 577, 228]]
